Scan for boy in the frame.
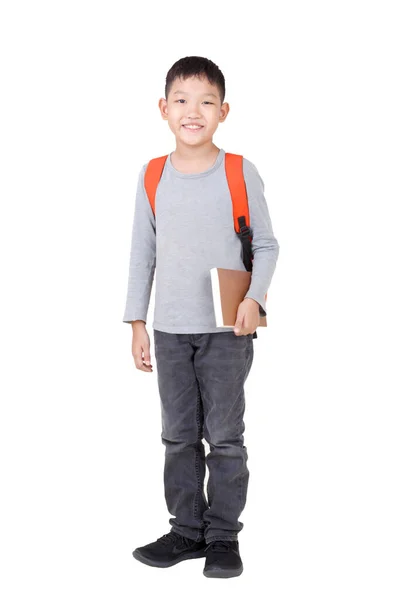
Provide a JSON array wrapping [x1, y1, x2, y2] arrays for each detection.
[[122, 56, 279, 578]]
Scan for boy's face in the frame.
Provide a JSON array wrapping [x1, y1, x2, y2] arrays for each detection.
[[159, 75, 229, 147]]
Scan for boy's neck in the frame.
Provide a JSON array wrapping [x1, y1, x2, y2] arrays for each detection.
[[170, 142, 221, 173]]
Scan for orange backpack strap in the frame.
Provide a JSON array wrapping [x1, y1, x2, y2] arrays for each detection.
[[225, 152, 267, 321], [225, 152, 254, 272], [225, 153, 251, 234], [143, 155, 168, 216]]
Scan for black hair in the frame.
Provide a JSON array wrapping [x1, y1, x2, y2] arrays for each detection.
[[165, 56, 225, 104]]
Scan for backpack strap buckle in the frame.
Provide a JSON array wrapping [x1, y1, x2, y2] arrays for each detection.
[[236, 216, 252, 239], [237, 224, 251, 239]]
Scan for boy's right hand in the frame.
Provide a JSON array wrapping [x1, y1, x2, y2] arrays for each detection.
[[131, 321, 153, 373]]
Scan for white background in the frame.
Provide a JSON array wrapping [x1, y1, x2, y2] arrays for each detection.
[[1, 1, 399, 599]]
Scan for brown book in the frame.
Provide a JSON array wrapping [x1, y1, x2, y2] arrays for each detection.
[[210, 267, 267, 328]]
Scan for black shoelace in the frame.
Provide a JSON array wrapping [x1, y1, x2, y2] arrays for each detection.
[[206, 540, 232, 552], [157, 532, 181, 545], [157, 532, 192, 549]]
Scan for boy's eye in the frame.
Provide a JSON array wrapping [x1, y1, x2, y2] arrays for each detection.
[[175, 100, 213, 105]]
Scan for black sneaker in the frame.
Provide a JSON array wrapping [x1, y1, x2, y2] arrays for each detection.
[[203, 540, 243, 578], [132, 531, 207, 568]]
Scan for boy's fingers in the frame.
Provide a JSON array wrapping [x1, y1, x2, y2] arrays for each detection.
[[133, 350, 152, 372], [234, 314, 244, 335], [136, 361, 153, 372], [131, 333, 153, 372], [142, 349, 152, 366]]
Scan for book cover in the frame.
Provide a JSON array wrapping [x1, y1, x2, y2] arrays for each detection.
[[210, 267, 267, 328]]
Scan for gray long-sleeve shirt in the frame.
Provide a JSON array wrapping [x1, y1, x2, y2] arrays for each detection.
[[122, 148, 279, 333]]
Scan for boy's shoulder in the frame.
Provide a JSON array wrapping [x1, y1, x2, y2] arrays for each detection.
[[141, 152, 169, 170], [137, 154, 168, 183], [241, 155, 264, 190], [221, 151, 262, 183], [241, 155, 259, 173]]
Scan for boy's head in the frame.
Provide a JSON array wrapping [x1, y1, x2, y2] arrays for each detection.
[[159, 56, 229, 147], [165, 56, 226, 104]]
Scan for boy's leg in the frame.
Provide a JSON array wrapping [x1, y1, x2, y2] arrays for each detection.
[[192, 331, 254, 543], [154, 330, 208, 542]]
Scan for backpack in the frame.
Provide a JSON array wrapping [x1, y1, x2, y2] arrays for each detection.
[[143, 152, 266, 337]]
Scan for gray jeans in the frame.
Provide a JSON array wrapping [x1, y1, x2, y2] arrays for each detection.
[[153, 329, 254, 544]]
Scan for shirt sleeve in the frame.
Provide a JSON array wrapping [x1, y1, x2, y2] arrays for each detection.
[[122, 163, 156, 324], [242, 158, 280, 315]]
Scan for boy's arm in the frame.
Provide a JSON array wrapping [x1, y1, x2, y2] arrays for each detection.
[[122, 164, 156, 325], [242, 158, 280, 316]]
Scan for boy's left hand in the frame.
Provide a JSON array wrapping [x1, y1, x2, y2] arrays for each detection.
[[234, 298, 261, 336]]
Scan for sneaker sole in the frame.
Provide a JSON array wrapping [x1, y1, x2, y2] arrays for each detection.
[[132, 548, 207, 568], [203, 565, 244, 578]]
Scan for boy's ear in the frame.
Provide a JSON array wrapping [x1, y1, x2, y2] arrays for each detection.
[[159, 98, 168, 120], [219, 102, 230, 123]]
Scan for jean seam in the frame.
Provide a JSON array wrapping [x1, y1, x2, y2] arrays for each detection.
[[193, 381, 203, 535]]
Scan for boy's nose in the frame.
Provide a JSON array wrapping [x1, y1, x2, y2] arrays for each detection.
[[185, 105, 202, 116]]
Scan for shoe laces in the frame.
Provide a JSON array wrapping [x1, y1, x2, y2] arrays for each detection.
[[157, 532, 181, 545], [206, 540, 232, 552], [157, 531, 192, 549]]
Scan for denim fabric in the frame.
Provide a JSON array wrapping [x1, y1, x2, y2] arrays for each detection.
[[153, 329, 254, 544]]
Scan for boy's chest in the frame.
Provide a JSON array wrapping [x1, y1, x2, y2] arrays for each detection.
[[154, 176, 234, 235]]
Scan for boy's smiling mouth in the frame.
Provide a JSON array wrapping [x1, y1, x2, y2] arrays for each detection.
[[182, 124, 204, 132]]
